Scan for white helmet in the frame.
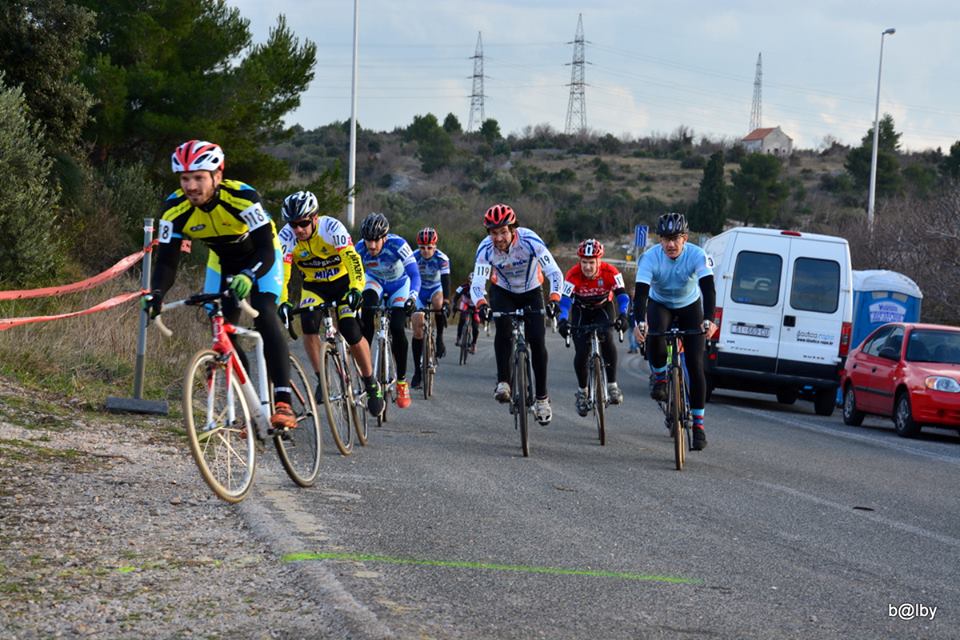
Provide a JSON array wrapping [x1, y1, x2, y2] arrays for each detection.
[[171, 140, 225, 173]]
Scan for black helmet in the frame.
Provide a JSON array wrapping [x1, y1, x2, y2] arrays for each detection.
[[657, 212, 688, 237], [281, 190, 319, 223], [360, 212, 390, 240]]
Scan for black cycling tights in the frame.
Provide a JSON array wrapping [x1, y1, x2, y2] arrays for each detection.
[[360, 289, 409, 380], [222, 289, 291, 405], [571, 304, 618, 388], [646, 299, 705, 410], [490, 287, 548, 399]]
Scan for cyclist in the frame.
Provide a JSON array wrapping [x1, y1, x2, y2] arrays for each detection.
[[356, 212, 421, 409], [143, 140, 295, 431], [452, 273, 480, 354], [557, 239, 631, 417], [471, 203, 564, 425], [410, 227, 451, 390], [634, 212, 717, 450], [276, 191, 384, 417]]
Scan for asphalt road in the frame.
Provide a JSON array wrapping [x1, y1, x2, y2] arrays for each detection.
[[250, 330, 960, 639]]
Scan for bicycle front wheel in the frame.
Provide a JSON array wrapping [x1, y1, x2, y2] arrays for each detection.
[[591, 355, 606, 446], [274, 354, 322, 487], [671, 366, 685, 470], [183, 350, 256, 503], [347, 351, 369, 446], [514, 350, 530, 457], [459, 327, 470, 365], [320, 341, 353, 455], [424, 327, 435, 399]]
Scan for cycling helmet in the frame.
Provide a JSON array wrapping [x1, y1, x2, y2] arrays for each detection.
[[483, 203, 517, 229], [417, 227, 439, 246], [171, 140, 224, 173], [360, 212, 390, 240], [657, 212, 688, 237], [281, 191, 319, 223], [577, 238, 604, 259]]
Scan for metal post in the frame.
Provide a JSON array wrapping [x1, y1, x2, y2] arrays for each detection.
[[346, 0, 359, 228], [105, 218, 168, 414], [867, 27, 895, 235]]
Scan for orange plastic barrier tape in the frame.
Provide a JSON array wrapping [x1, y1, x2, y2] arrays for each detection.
[[0, 291, 143, 331], [0, 249, 146, 301]]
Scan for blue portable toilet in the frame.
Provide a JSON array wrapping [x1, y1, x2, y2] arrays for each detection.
[[851, 269, 923, 349]]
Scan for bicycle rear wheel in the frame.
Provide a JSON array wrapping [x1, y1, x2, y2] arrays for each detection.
[[320, 342, 353, 455], [183, 350, 256, 503], [514, 350, 530, 457], [671, 366, 685, 470], [274, 354, 322, 486], [591, 354, 606, 446]]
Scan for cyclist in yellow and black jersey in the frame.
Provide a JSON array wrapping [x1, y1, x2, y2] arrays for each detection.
[[277, 191, 384, 416], [144, 140, 295, 431]]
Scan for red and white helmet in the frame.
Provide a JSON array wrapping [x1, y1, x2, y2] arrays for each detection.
[[483, 203, 517, 229], [577, 238, 604, 259], [171, 140, 225, 173]]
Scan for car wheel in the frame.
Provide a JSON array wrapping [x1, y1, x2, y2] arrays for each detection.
[[893, 392, 921, 438], [813, 389, 835, 417], [842, 385, 865, 426], [776, 389, 798, 405]]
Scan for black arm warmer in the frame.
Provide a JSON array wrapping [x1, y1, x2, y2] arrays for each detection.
[[699, 275, 716, 320], [633, 282, 650, 325], [150, 240, 182, 297], [440, 273, 451, 299], [247, 223, 277, 280]]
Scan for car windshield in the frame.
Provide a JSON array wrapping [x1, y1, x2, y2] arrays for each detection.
[[906, 330, 960, 364]]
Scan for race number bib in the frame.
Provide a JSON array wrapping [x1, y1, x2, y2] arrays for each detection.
[[561, 280, 575, 297], [157, 219, 174, 244], [474, 263, 492, 279], [613, 273, 625, 289], [238, 203, 269, 231]]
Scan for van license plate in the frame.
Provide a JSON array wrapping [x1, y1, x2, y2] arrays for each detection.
[[731, 324, 770, 338]]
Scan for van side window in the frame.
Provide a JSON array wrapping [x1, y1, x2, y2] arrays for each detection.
[[731, 252, 781, 306], [790, 258, 840, 313]]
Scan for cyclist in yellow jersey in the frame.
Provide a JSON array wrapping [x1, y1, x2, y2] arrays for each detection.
[[277, 191, 384, 416], [142, 140, 295, 431]]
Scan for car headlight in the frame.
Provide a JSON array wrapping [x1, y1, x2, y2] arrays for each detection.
[[925, 376, 960, 393]]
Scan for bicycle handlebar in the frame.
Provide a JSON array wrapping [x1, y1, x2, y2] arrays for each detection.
[[152, 292, 258, 338], [563, 321, 625, 348]]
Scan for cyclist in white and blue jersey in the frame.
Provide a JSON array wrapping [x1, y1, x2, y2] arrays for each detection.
[[411, 227, 451, 390], [634, 212, 717, 450], [356, 212, 421, 408], [471, 203, 564, 425]]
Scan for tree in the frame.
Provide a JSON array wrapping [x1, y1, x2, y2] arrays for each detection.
[[0, 73, 63, 285], [406, 113, 454, 173], [844, 113, 902, 196], [0, 0, 94, 153], [940, 140, 960, 181], [690, 151, 727, 234], [76, 1, 316, 187], [728, 153, 788, 226], [479, 118, 501, 145], [442, 113, 462, 134]]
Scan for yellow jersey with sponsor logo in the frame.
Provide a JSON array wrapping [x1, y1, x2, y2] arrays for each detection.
[[279, 215, 365, 302]]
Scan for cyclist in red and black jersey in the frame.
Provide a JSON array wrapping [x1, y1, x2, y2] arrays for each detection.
[[557, 239, 631, 416], [452, 274, 480, 354]]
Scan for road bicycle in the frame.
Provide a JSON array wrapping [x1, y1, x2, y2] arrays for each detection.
[[154, 292, 321, 503], [457, 306, 479, 365], [564, 319, 623, 446], [287, 301, 368, 455], [417, 308, 447, 399], [646, 327, 703, 470], [366, 302, 398, 428], [491, 308, 539, 457]]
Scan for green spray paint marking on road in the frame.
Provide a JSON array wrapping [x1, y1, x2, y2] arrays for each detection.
[[283, 552, 701, 585]]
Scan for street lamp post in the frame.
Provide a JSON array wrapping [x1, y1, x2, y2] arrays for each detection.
[[346, 0, 359, 228], [867, 27, 895, 234]]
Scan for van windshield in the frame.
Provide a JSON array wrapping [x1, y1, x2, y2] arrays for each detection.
[[731, 252, 781, 306], [790, 258, 840, 313]]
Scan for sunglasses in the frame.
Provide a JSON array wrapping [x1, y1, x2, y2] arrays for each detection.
[[290, 218, 314, 229], [418, 244, 436, 250]]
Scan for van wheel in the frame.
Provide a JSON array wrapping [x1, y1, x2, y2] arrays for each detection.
[[776, 389, 798, 405], [893, 393, 921, 438], [842, 386, 864, 426], [813, 389, 835, 417]]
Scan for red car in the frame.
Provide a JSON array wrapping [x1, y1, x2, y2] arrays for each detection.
[[840, 322, 960, 437]]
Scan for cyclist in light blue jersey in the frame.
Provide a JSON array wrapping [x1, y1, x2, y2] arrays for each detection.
[[634, 212, 716, 450], [411, 227, 451, 389], [356, 212, 421, 408]]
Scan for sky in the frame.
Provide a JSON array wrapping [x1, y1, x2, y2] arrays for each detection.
[[229, 0, 960, 152]]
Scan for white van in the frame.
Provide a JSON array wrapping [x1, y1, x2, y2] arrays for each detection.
[[702, 228, 853, 416]]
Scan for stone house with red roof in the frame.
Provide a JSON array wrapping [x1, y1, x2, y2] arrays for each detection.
[[742, 126, 793, 156]]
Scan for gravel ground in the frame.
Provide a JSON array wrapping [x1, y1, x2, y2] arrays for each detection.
[[0, 377, 350, 639]]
